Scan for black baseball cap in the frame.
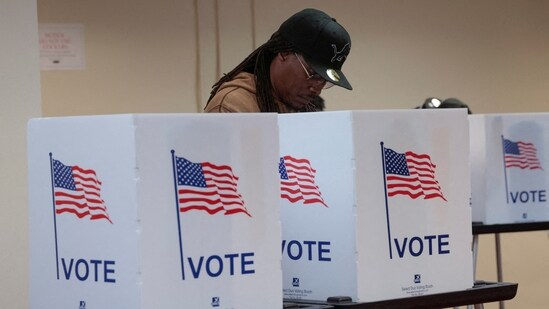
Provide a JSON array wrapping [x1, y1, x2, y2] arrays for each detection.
[[279, 8, 353, 90]]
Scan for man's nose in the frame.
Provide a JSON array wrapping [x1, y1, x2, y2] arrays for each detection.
[[309, 83, 323, 95]]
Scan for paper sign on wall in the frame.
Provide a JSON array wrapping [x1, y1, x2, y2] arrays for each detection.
[[39, 23, 85, 70]]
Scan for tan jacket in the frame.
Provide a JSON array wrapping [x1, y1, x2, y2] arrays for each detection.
[[203, 72, 296, 113]]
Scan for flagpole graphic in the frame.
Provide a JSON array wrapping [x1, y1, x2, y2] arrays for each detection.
[[501, 135, 511, 204], [171, 150, 186, 280], [49, 153, 60, 280], [380, 142, 393, 259]]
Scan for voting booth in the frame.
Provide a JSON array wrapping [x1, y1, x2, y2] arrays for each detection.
[[28, 114, 282, 309], [470, 113, 549, 224], [278, 110, 473, 302]]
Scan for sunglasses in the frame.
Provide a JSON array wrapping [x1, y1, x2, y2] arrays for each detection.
[[294, 53, 334, 89]]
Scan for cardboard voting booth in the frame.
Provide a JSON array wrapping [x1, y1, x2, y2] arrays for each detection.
[[278, 110, 473, 302], [470, 113, 549, 224], [28, 114, 282, 309]]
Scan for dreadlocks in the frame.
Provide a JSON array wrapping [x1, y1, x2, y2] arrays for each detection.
[[206, 31, 296, 113]]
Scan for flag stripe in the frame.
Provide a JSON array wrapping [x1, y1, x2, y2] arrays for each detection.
[[179, 205, 225, 215], [178, 188, 243, 202], [56, 208, 91, 219]]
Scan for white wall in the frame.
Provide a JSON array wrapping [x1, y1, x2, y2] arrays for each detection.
[[0, 0, 42, 308], [38, 0, 198, 116], [38, 0, 549, 116]]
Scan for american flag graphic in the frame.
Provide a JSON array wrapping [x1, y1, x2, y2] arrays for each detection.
[[52, 158, 112, 223], [383, 147, 447, 201], [174, 155, 251, 217], [279, 155, 327, 207], [503, 138, 543, 170]]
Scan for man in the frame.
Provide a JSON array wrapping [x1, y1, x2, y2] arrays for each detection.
[[204, 8, 353, 113]]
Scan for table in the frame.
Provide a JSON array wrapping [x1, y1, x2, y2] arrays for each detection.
[[283, 281, 518, 309], [471, 221, 549, 308]]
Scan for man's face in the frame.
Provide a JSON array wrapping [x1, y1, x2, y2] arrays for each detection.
[[271, 52, 326, 111]]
